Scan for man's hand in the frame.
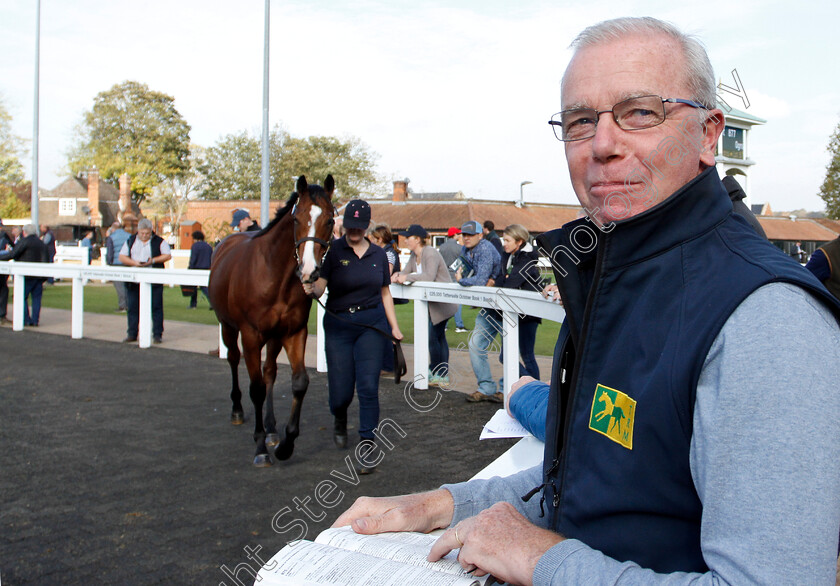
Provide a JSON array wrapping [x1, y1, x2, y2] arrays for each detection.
[[428, 502, 563, 585], [506, 376, 537, 417], [542, 283, 562, 304], [332, 490, 454, 535]]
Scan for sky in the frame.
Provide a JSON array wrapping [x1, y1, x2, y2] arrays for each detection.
[[1, 0, 839, 213]]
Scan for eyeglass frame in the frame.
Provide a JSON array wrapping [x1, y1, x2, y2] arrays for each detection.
[[548, 95, 709, 142]]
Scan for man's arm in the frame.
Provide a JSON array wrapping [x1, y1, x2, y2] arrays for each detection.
[[530, 283, 840, 585]]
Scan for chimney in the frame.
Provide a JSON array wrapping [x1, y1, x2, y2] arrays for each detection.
[[119, 173, 132, 214], [393, 179, 409, 202], [87, 168, 102, 226]]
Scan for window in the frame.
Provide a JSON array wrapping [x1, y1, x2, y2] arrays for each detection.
[[59, 198, 76, 216]]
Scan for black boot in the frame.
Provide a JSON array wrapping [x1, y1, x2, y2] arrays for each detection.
[[356, 439, 379, 475], [333, 415, 348, 449]]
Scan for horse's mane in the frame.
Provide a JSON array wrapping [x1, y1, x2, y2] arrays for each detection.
[[252, 185, 331, 239]]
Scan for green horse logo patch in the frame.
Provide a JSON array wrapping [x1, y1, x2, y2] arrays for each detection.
[[588, 384, 636, 449]]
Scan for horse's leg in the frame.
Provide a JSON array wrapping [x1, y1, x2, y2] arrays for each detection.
[[262, 337, 282, 448], [274, 328, 309, 461], [241, 329, 271, 467], [221, 323, 244, 425]]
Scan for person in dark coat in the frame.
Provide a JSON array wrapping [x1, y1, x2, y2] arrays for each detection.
[[0, 220, 12, 324], [1, 224, 48, 326], [187, 231, 213, 308]]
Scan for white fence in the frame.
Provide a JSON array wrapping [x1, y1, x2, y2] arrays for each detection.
[[0, 263, 565, 393]]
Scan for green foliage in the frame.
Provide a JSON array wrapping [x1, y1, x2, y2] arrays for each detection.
[[199, 126, 287, 200], [0, 96, 27, 185], [819, 120, 840, 219], [0, 185, 30, 218], [278, 135, 379, 202], [199, 125, 380, 201], [67, 81, 191, 200]]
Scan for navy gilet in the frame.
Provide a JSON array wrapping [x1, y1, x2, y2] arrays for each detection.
[[535, 168, 840, 573]]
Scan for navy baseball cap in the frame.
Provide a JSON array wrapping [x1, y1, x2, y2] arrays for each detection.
[[343, 200, 371, 230], [398, 224, 429, 238], [460, 220, 482, 235], [231, 209, 250, 228]]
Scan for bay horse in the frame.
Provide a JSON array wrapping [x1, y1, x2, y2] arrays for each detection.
[[208, 175, 335, 466]]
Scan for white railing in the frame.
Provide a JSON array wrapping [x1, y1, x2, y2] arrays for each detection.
[[1, 263, 565, 394], [316, 282, 565, 393], [0, 262, 209, 349]]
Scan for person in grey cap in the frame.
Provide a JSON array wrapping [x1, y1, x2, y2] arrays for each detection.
[[231, 209, 260, 232], [455, 220, 502, 403]]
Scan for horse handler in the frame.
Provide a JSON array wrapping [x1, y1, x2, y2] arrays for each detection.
[[302, 199, 403, 474]]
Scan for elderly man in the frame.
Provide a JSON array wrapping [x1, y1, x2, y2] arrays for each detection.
[[119, 218, 172, 344], [1, 224, 48, 326], [332, 17, 840, 584]]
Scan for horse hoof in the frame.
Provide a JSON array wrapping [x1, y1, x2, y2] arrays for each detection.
[[253, 454, 272, 467], [265, 433, 280, 447], [231, 411, 244, 425], [274, 441, 295, 461]]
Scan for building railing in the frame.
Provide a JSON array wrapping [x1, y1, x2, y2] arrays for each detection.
[[0, 263, 565, 393]]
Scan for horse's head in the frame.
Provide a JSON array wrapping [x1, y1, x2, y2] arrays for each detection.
[[293, 174, 336, 283]]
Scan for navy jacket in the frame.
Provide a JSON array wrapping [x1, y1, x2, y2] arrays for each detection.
[[188, 241, 213, 270], [535, 168, 840, 573]]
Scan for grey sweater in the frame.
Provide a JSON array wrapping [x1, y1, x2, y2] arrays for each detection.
[[444, 283, 840, 584]]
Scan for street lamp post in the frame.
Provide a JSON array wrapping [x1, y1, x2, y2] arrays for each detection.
[[518, 181, 533, 208]]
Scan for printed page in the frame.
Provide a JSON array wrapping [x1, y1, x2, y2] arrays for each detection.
[[479, 409, 531, 440], [254, 540, 482, 586], [314, 526, 484, 581]]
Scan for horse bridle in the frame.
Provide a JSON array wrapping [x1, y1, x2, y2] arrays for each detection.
[[291, 199, 335, 269]]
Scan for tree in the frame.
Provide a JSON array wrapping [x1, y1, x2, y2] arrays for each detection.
[[147, 146, 206, 239], [819, 120, 840, 219], [0, 187, 30, 218], [277, 135, 379, 201], [199, 127, 286, 200], [0, 96, 27, 186], [199, 126, 380, 201], [67, 81, 191, 201]]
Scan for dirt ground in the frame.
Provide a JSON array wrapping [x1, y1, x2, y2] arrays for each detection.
[[0, 329, 516, 585]]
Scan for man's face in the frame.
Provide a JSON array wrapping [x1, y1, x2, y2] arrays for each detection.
[[562, 34, 723, 223], [462, 232, 482, 249], [138, 228, 152, 242]]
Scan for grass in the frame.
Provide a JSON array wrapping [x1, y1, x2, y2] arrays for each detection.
[[33, 281, 562, 356]]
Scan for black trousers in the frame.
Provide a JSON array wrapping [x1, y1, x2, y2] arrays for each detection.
[[0, 275, 7, 318], [125, 282, 164, 338]]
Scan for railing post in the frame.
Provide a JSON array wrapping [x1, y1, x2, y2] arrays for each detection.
[[501, 309, 520, 396], [316, 291, 327, 372], [138, 280, 152, 348], [413, 298, 429, 389], [12, 273, 24, 331], [71, 274, 84, 338]]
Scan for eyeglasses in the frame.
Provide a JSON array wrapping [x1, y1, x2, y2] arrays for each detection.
[[548, 95, 708, 142]]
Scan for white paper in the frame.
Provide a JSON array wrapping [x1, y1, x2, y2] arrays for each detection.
[[479, 409, 531, 440], [254, 528, 488, 586]]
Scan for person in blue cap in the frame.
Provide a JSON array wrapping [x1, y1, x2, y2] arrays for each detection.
[[455, 220, 502, 403], [231, 209, 260, 232], [302, 199, 403, 474]]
